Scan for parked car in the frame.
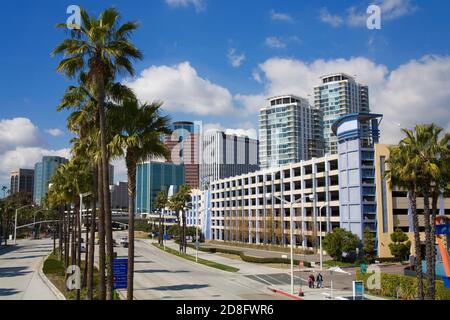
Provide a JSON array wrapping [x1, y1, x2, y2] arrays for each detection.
[[119, 237, 129, 248]]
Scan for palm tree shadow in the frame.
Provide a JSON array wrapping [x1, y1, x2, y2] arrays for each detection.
[[0, 266, 31, 278], [148, 284, 209, 291], [135, 269, 189, 274], [0, 288, 19, 297]]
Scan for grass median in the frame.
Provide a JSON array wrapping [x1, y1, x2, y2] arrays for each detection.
[[43, 250, 121, 300], [152, 243, 239, 273]]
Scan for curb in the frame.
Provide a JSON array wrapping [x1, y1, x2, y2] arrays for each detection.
[[38, 253, 67, 301], [268, 287, 303, 300]]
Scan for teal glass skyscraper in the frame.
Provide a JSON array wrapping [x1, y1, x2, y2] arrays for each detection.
[[135, 161, 185, 214], [33, 156, 68, 205]]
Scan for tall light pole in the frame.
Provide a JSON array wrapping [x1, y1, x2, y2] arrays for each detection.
[[266, 193, 314, 295], [195, 195, 200, 263], [318, 204, 328, 271], [80, 192, 93, 230], [32, 208, 46, 239], [14, 204, 34, 245]]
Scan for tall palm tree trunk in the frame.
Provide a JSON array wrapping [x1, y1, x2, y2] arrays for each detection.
[[75, 199, 81, 301], [411, 187, 424, 300], [430, 190, 439, 300], [83, 200, 90, 289], [96, 74, 114, 300], [71, 206, 76, 270], [59, 206, 64, 261], [64, 205, 70, 272], [423, 186, 433, 300], [126, 156, 136, 300], [87, 166, 98, 300], [97, 160, 106, 300]]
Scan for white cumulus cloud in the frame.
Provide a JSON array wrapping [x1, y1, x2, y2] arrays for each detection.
[[46, 128, 64, 137], [165, 0, 206, 12], [0, 118, 42, 154], [319, 8, 344, 27], [0, 117, 71, 187], [265, 36, 286, 49], [320, 0, 417, 28], [227, 48, 246, 68], [125, 62, 236, 116], [270, 10, 295, 23]]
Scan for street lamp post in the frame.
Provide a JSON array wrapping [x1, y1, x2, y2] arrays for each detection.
[[195, 196, 200, 263], [266, 193, 314, 295], [80, 192, 93, 229], [32, 209, 45, 239], [14, 204, 34, 245], [318, 204, 328, 271]]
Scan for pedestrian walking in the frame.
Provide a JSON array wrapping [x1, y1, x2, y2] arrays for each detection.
[[308, 274, 315, 289], [316, 273, 324, 288]]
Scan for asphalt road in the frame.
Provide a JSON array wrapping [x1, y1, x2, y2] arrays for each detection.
[[111, 236, 289, 300], [0, 239, 57, 300]]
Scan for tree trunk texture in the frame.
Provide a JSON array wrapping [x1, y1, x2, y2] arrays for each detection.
[[97, 160, 106, 300], [87, 166, 98, 300], [126, 156, 136, 300], [410, 188, 424, 300]]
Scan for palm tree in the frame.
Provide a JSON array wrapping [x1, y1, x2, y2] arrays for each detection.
[[168, 185, 192, 254], [385, 143, 424, 299], [110, 98, 171, 300], [53, 7, 143, 300], [59, 72, 135, 300], [154, 191, 169, 245], [1, 186, 7, 199], [402, 124, 450, 299]]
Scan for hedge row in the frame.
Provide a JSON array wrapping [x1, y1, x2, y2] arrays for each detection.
[[186, 243, 312, 267], [356, 271, 450, 300], [208, 240, 315, 255]]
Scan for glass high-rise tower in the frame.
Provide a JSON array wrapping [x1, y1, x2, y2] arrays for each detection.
[[314, 73, 370, 155], [259, 95, 313, 169], [33, 156, 68, 205]]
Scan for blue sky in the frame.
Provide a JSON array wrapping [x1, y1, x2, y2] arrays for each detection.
[[1, 0, 450, 186]]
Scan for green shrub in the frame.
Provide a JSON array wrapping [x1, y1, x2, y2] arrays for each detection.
[[356, 271, 450, 300], [43, 257, 64, 276], [186, 243, 312, 267]]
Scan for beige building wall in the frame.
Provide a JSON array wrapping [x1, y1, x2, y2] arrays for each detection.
[[375, 144, 450, 258]]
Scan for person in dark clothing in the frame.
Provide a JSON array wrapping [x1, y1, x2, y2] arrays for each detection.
[[316, 273, 324, 288], [308, 274, 315, 288]]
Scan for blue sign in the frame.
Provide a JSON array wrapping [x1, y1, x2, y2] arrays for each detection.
[[353, 281, 365, 300], [444, 277, 450, 289], [164, 234, 170, 241], [113, 258, 128, 289], [436, 224, 450, 235]]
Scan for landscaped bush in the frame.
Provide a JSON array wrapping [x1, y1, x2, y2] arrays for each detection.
[[134, 220, 152, 233], [43, 255, 65, 276], [377, 257, 403, 263], [208, 240, 315, 255], [356, 271, 450, 300], [187, 243, 312, 267]]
